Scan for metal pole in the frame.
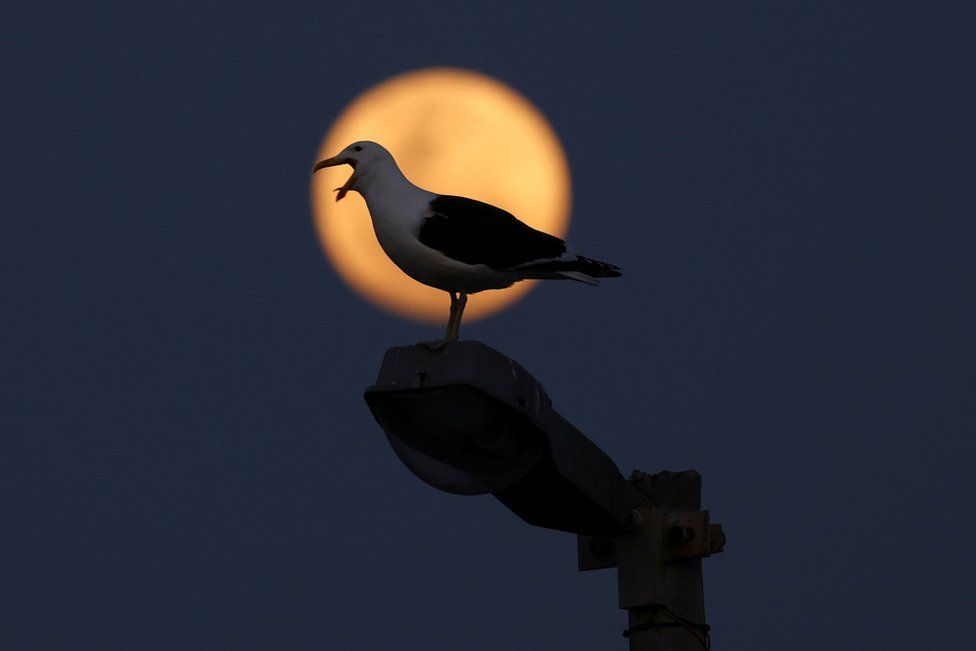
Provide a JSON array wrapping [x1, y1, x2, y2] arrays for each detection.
[[579, 470, 724, 650]]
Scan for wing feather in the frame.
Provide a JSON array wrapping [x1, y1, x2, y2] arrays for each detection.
[[418, 195, 566, 269]]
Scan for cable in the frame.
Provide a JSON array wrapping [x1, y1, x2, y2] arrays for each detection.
[[659, 606, 710, 650], [622, 605, 710, 650]]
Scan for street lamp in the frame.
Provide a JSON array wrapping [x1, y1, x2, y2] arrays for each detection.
[[363, 340, 724, 650]]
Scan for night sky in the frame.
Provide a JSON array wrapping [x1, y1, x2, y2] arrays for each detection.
[[4, 2, 975, 649]]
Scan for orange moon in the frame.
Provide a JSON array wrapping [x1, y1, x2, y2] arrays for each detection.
[[310, 68, 572, 324]]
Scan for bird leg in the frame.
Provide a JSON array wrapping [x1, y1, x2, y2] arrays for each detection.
[[445, 292, 459, 341], [450, 293, 467, 341], [444, 292, 468, 341], [446, 293, 456, 339]]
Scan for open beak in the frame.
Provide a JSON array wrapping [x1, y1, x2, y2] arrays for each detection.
[[312, 155, 350, 172], [313, 155, 357, 202]]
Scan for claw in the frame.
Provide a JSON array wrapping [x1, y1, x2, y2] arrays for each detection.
[[334, 186, 349, 202]]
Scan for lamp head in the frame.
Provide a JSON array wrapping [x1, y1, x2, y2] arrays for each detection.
[[364, 341, 633, 537]]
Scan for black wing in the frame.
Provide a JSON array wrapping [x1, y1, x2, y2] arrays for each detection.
[[418, 195, 566, 269]]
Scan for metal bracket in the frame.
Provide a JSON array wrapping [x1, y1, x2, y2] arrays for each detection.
[[578, 509, 724, 571], [661, 510, 726, 562]]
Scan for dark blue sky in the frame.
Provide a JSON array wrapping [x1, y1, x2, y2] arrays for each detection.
[[3, 2, 975, 649]]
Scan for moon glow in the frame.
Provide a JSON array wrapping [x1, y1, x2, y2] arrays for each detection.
[[311, 68, 572, 324]]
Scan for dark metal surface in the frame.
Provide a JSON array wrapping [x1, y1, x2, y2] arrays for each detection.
[[364, 340, 633, 536]]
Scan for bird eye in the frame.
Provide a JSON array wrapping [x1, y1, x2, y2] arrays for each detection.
[[353, 145, 362, 152]]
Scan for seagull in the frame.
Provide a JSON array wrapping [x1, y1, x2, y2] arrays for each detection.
[[313, 141, 621, 340]]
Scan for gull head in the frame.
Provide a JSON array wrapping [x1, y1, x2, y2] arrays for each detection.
[[313, 141, 395, 202]]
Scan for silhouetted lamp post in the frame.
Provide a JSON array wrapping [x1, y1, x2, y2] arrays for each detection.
[[365, 341, 725, 650]]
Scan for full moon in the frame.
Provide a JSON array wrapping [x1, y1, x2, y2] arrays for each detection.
[[311, 68, 572, 324]]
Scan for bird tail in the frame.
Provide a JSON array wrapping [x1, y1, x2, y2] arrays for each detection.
[[556, 271, 600, 285], [571, 256, 622, 278], [515, 255, 622, 285]]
